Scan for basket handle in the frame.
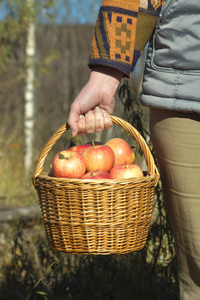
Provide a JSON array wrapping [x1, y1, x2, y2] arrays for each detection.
[[33, 116, 159, 186]]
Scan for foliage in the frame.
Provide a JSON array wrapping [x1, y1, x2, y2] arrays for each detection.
[[0, 0, 60, 74], [0, 221, 178, 300]]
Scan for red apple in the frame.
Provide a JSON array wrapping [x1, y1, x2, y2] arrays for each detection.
[[81, 144, 115, 172], [105, 138, 135, 166], [52, 150, 86, 179], [81, 170, 112, 180], [110, 163, 143, 180], [69, 144, 92, 153]]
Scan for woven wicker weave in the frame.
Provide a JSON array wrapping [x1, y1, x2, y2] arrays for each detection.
[[33, 116, 160, 255]]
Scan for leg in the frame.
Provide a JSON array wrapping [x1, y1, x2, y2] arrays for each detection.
[[150, 108, 200, 300]]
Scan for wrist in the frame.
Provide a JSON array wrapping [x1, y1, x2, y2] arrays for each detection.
[[91, 65, 125, 82]]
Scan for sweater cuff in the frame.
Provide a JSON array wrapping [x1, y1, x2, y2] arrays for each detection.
[[88, 49, 141, 78]]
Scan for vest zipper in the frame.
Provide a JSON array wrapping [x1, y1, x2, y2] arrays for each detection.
[[156, 0, 177, 28], [152, 0, 178, 73], [149, 0, 200, 75]]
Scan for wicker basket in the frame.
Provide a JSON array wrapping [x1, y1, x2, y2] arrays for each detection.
[[33, 116, 160, 255]]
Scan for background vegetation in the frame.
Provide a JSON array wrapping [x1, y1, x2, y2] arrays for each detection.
[[0, 1, 179, 299]]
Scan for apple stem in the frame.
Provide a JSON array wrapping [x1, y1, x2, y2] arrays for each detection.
[[124, 161, 127, 168], [92, 140, 95, 148]]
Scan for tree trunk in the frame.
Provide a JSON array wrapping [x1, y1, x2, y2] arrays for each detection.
[[24, 0, 36, 173]]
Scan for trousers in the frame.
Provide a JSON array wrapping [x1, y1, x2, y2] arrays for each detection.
[[150, 108, 200, 300]]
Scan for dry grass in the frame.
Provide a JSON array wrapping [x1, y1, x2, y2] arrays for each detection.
[[0, 114, 37, 207]]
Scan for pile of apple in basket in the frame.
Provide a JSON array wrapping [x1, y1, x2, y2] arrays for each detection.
[[49, 138, 144, 180]]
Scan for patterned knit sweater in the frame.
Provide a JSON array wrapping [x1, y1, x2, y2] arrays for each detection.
[[88, 0, 165, 77]]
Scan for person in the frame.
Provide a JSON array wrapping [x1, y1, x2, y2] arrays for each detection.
[[67, 0, 200, 299]]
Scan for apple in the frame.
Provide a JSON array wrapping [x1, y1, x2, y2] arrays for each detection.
[[105, 138, 135, 166], [52, 150, 86, 178], [69, 144, 92, 153], [81, 144, 115, 172], [110, 163, 143, 180], [81, 170, 112, 180]]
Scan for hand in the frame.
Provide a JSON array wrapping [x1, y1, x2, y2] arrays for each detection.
[[67, 66, 124, 137]]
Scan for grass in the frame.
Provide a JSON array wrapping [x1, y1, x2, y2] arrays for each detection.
[[0, 127, 37, 207]]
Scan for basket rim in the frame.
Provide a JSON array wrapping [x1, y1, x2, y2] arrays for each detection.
[[36, 172, 159, 185]]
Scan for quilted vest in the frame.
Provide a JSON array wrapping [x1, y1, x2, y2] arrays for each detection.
[[140, 0, 200, 113]]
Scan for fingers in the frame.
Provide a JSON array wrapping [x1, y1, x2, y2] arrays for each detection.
[[85, 110, 95, 134], [76, 107, 113, 136], [77, 115, 86, 136], [94, 107, 104, 132], [101, 109, 113, 130]]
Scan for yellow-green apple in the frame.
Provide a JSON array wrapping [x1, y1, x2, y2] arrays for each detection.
[[110, 163, 143, 180], [69, 144, 92, 153], [52, 150, 86, 178], [81, 144, 115, 172], [105, 138, 135, 166], [81, 170, 112, 180]]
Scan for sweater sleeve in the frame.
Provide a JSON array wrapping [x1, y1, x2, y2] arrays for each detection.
[[88, 0, 165, 77]]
